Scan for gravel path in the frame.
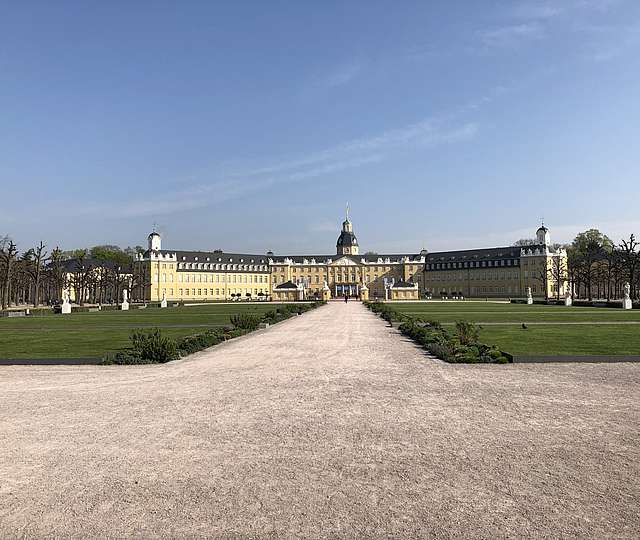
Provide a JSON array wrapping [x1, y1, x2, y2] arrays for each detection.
[[1, 301, 638, 539]]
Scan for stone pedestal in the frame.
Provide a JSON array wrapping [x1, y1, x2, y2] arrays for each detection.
[[359, 284, 369, 302], [322, 281, 331, 302]]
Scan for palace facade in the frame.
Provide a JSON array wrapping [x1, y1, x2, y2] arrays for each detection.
[[135, 212, 568, 302]]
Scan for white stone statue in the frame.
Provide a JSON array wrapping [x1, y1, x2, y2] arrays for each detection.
[[61, 291, 71, 314], [526, 287, 533, 305], [160, 291, 167, 308], [121, 288, 130, 311], [622, 282, 632, 310], [564, 284, 572, 307]]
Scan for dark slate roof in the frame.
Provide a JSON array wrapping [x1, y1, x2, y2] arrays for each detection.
[[392, 280, 416, 288], [269, 253, 423, 264], [60, 258, 133, 273], [275, 281, 298, 290], [359, 253, 422, 262], [424, 245, 538, 263], [336, 230, 358, 247], [151, 249, 270, 265]]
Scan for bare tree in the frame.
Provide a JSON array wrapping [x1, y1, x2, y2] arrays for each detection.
[[619, 234, 640, 300], [27, 241, 48, 307], [0, 238, 18, 309], [548, 255, 568, 301]]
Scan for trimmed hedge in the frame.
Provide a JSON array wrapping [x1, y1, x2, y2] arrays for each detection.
[[364, 301, 510, 364], [103, 301, 326, 365]]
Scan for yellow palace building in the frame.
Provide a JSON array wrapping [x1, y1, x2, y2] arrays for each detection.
[[135, 211, 567, 302]]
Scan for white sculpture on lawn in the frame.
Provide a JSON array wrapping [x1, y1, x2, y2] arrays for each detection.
[[121, 289, 129, 311], [161, 291, 167, 308], [61, 291, 71, 314], [622, 282, 632, 310], [564, 283, 572, 307], [526, 287, 533, 305]]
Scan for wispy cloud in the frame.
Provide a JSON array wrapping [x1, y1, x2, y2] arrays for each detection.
[[76, 116, 479, 220], [480, 0, 630, 52], [304, 59, 365, 92], [318, 61, 362, 89], [478, 22, 545, 48], [238, 118, 478, 180], [509, 3, 564, 21]]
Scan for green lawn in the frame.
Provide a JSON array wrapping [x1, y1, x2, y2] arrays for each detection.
[[0, 303, 284, 359], [388, 301, 640, 356]]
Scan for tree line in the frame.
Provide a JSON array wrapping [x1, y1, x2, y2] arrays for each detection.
[[568, 230, 640, 301], [514, 229, 640, 301], [0, 237, 147, 309]]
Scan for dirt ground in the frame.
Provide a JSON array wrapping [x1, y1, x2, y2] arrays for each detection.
[[0, 301, 638, 539]]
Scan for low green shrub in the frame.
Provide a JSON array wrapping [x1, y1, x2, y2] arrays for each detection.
[[102, 302, 325, 365], [130, 328, 179, 363], [366, 302, 509, 364], [103, 351, 153, 365], [454, 320, 480, 346], [230, 313, 261, 331]]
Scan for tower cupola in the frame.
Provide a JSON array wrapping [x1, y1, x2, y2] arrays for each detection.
[[148, 231, 162, 251], [336, 204, 359, 256], [536, 222, 550, 245]]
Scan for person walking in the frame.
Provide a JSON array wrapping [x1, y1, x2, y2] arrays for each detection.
[[344, 294, 349, 303]]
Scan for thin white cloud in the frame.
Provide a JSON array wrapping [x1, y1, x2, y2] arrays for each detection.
[[319, 61, 362, 89], [73, 117, 479, 220], [479, 22, 545, 48], [237, 118, 478, 179], [509, 3, 564, 20], [481, 0, 630, 53]]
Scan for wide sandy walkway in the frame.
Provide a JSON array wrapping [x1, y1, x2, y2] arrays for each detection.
[[1, 302, 638, 538]]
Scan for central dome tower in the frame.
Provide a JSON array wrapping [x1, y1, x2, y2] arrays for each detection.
[[336, 205, 359, 256]]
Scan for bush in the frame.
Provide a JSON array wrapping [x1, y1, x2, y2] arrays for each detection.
[[103, 302, 324, 365], [177, 329, 226, 355], [366, 302, 510, 364], [230, 313, 261, 331], [103, 351, 153, 365], [130, 328, 178, 363], [454, 320, 480, 346]]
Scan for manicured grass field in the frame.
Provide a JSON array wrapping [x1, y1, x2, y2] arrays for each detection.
[[0, 303, 285, 359], [388, 301, 640, 356]]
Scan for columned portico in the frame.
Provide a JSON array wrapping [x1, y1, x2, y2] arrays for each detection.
[[335, 284, 359, 297]]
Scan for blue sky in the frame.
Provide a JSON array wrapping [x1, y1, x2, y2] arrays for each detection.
[[1, 0, 639, 254]]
